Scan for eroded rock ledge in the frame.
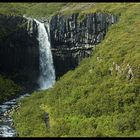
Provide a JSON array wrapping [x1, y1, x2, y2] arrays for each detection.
[[50, 13, 118, 77]]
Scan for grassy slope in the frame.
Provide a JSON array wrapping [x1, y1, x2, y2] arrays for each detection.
[[12, 3, 140, 137], [0, 3, 67, 18]]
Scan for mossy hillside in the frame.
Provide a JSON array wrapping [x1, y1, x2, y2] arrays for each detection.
[[12, 3, 140, 137], [0, 3, 67, 18], [0, 75, 21, 103]]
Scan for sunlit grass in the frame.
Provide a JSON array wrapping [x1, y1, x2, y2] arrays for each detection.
[[12, 3, 140, 137]]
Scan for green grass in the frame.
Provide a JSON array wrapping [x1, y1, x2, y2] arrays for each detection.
[[0, 3, 67, 18], [12, 3, 140, 137], [0, 75, 21, 103]]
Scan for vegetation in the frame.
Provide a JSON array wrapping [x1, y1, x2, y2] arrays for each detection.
[[0, 3, 67, 18], [11, 3, 140, 137], [0, 75, 21, 103]]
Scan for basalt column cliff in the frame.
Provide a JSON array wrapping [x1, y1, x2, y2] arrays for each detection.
[[50, 13, 118, 78], [0, 13, 118, 90]]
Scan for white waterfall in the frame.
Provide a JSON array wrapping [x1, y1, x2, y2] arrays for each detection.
[[34, 19, 55, 90]]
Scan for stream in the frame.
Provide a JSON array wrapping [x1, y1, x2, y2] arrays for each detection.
[[0, 18, 55, 137], [0, 93, 30, 137]]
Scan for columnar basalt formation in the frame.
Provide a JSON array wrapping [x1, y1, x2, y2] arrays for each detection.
[[50, 13, 118, 77], [0, 14, 39, 90], [0, 12, 118, 89]]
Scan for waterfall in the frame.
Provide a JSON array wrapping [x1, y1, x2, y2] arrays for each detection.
[[34, 19, 55, 90]]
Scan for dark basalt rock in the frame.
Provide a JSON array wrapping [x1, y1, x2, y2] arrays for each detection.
[[0, 12, 118, 89], [44, 112, 50, 129], [0, 14, 40, 90], [50, 13, 118, 77]]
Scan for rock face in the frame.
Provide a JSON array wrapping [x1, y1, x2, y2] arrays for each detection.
[[44, 112, 50, 129], [50, 13, 118, 77], [0, 12, 118, 90], [0, 14, 39, 90]]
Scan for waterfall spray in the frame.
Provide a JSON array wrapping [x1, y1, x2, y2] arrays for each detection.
[[34, 19, 55, 90]]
